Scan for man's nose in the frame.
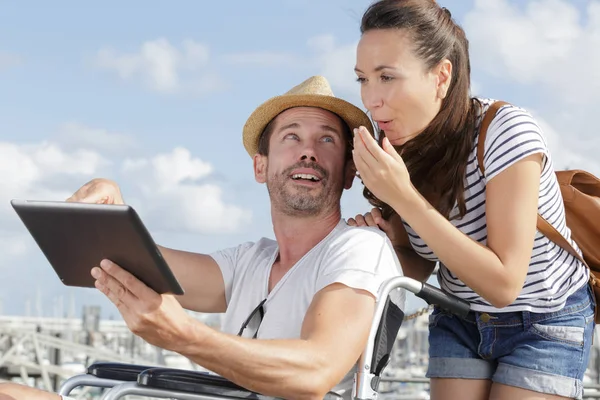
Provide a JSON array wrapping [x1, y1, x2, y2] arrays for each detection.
[[299, 144, 318, 162], [300, 154, 317, 162]]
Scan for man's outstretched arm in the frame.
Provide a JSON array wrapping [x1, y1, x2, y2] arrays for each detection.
[[156, 245, 227, 313], [180, 283, 374, 399], [93, 260, 375, 400]]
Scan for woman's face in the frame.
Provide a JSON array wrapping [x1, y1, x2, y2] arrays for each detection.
[[355, 29, 451, 145]]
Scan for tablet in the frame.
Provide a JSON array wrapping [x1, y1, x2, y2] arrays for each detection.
[[11, 199, 184, 295]]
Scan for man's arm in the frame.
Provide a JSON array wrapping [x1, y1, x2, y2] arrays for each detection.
[[173, 231, 401, 399], [157, 246, 227, 313], [93, 259, 375, 400], [177, 283, 375, 400]]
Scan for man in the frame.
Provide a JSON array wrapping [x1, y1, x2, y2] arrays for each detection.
[[0, 76, 404, 400]]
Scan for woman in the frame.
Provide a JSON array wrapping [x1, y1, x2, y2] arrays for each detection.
[[348, 1, 594, 399]]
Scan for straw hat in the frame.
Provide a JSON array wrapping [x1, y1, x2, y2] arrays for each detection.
[[242, 75, 374, 157]]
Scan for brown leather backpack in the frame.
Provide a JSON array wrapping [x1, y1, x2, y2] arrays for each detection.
[[479, 101, 600, 321]]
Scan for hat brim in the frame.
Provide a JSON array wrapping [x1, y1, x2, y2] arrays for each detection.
[[242, 94, 374, 157]]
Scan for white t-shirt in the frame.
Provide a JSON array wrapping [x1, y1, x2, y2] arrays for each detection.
[[210, 219, 404, 398], [62, 221, 403, 400], [210, 219, 405, 340]]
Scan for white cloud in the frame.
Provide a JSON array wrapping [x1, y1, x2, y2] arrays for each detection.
[[464, 0, 600, 176], [93, 38, 227, 95], [122, 147, 251, 234], [123, 147, 212, 190], [222, 51, 299, 67], [307, 35, 337, 54], [1, 128, 250, 246], [465, 0, 600, 105], [0, 141, 108, 199], [58, 122, 137, 153], [222, 34, 361, 100], [25, 142, 107, 177], [534, 114, 600, 173], [0, 141, 110, 242], [308, 35, 361, 98], [221, 35, 359, 86], [0, 52, 22, 70], [465, 0, 586, 88]]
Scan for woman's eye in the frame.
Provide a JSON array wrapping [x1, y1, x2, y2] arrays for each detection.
[[356, 77, 366, 84], [381, 75, 394, 82], [322, 136, 334, 143]]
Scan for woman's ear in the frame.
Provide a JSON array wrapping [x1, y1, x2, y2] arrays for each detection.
[[436, 59, 453, 100], [254, 154, 267, 184]]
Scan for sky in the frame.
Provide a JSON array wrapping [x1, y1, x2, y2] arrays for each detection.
[[0, 0, 599, 318]]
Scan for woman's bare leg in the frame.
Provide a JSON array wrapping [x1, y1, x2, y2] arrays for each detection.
[[490, 382, 572, 400], [430, 378, 492, 400]]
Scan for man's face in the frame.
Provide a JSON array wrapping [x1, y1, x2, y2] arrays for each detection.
[[253, 107, 354, 217]]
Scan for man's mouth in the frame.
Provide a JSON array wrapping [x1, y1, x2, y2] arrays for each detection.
[[291, 173, 321, 182], [284, 163, 327, 186]]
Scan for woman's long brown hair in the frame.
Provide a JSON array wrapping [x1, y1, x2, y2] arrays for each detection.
[[361, 0, 482, 220]]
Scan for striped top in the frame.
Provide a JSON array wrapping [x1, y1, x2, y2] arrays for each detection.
[[403, 98, 588, 313]]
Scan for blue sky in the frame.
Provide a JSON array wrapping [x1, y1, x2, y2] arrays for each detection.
[[1, 0, 599, 317]]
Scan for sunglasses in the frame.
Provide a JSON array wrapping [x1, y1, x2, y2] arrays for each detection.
[[237, 298, 267, 339]]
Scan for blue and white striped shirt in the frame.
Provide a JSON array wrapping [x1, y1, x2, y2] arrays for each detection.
[[403, 98, 588, 313]]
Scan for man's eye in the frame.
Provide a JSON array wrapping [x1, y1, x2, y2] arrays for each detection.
[[285, 133, 299, 140], [322, 136, 334, 143]]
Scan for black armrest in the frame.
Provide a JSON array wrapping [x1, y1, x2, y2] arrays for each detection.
[[87, 362, 155, 381], [370, 298, 404, 389], [137, 367, 277, 399]]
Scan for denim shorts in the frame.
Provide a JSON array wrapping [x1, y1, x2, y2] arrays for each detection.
[[426, 283, 596, 399]]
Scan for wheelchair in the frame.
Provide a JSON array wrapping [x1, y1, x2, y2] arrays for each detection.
[[59, 276, 470, 400]]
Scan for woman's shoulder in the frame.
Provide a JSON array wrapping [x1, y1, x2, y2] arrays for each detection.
[[474, 97, 536, 123], [473, 97, 550, 181]]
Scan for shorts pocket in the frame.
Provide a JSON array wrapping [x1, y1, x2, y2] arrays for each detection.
[[428, 307, 451, 328], [531, 321, 585, 347]]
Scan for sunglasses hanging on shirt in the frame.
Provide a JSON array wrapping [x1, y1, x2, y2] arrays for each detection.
[[237, 298, 267, 339]]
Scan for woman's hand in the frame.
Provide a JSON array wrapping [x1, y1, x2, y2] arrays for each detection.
[[347, 207, 407, 248], [349, 208, 436, 281], [352, 126, 415, 208]]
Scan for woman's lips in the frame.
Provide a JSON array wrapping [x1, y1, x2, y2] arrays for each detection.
[[376, 120, 393, 131]]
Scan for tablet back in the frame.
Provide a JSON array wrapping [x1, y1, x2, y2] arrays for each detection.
[[11, 200, 184, 295]]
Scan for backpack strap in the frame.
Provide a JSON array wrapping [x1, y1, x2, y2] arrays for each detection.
[[476, 101, 510, 176], [476, 101, 589, 268], [536, 215, 588, 267]]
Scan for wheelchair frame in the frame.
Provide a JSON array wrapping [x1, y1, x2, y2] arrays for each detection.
[[59, 276, 470, 400]]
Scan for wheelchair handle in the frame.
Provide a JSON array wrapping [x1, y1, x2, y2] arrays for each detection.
[[415, 283, 470, 318]]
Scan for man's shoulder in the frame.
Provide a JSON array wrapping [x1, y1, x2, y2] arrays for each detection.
[[213, 237, 277, 260], [332, 221, 389, 243], [235, 237, 278, 254], [321, 221, 392, 255]]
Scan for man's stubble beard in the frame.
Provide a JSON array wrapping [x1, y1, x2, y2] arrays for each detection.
[[266, 163, 344, 218]]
